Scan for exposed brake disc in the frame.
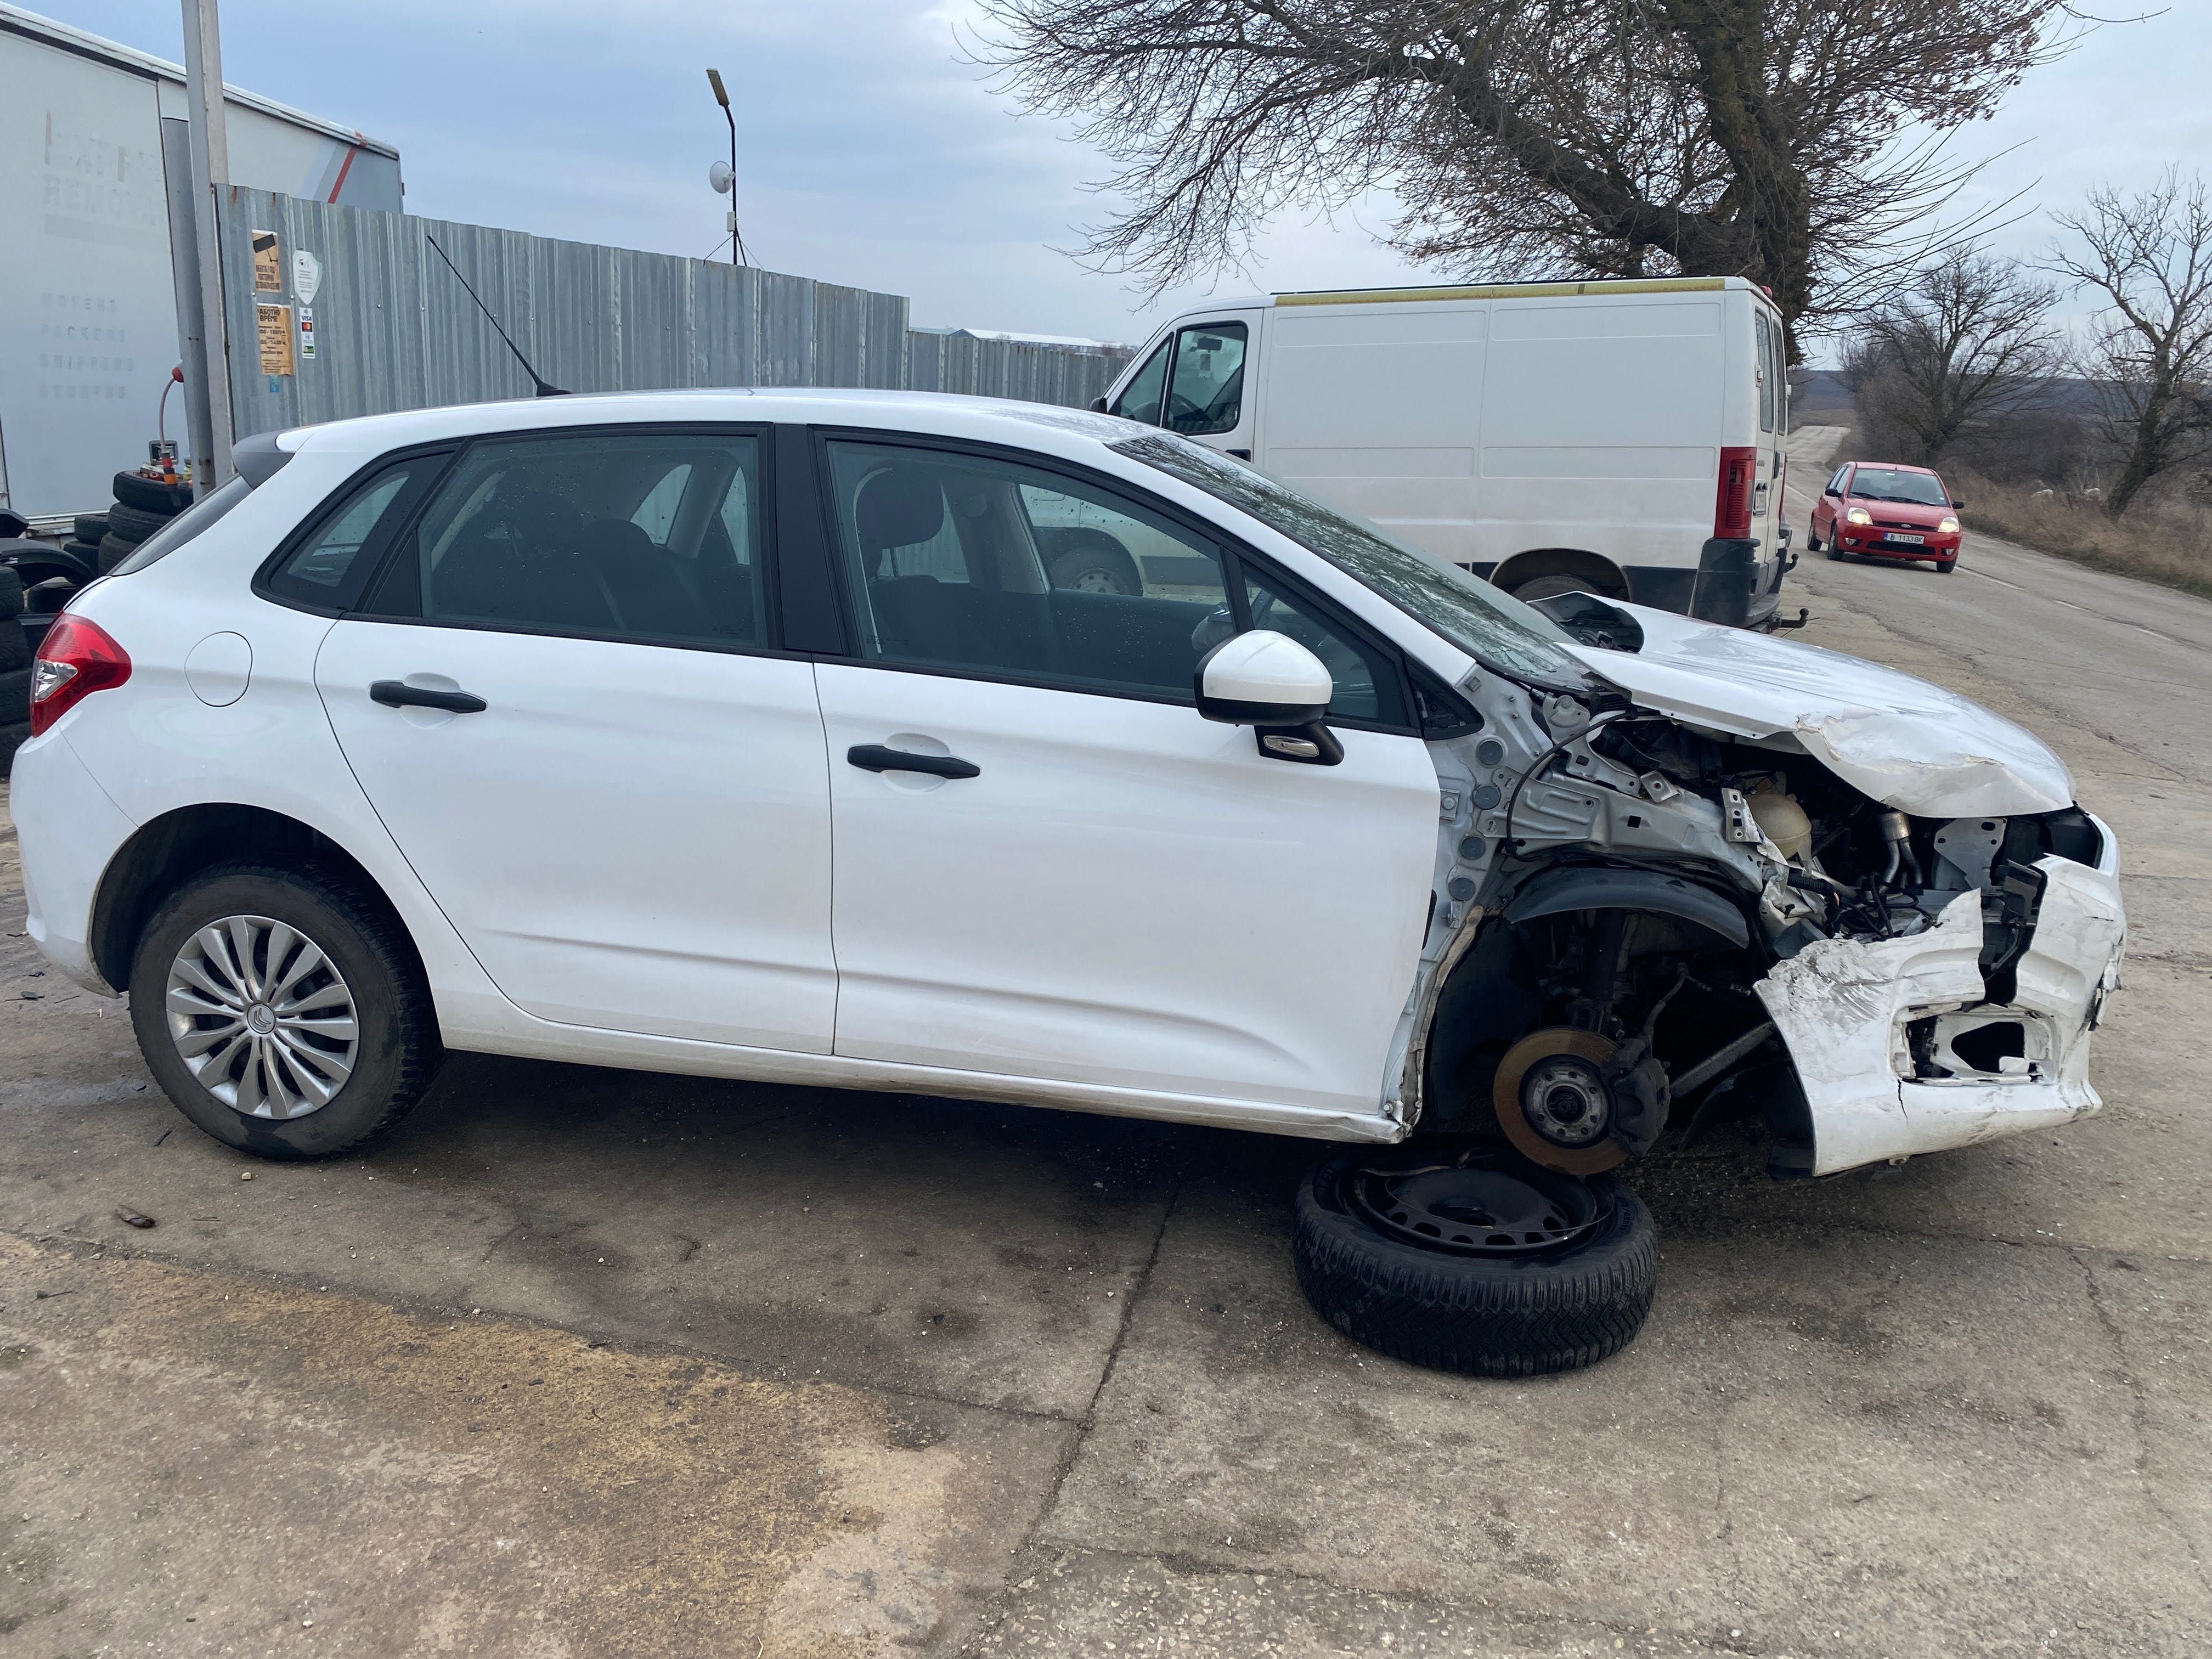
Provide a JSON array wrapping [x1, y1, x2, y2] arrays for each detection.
[[1493, 1028, 1630, 1176]]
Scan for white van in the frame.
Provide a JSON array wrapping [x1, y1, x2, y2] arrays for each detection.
[[1091, 276, 1793, 627]]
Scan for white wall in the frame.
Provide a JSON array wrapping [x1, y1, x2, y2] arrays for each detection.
[[0, 21, 399, 517]]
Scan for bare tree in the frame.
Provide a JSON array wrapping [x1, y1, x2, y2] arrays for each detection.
[[1845, 249, 2060, 466], [978, 0, 2087, 354], [2048, 171, 2212, 518]]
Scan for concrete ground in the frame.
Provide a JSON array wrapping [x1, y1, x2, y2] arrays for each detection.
[[2, 427, 2207, 1657]]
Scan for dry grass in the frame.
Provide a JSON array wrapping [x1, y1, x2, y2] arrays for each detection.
[[1953, 471, 2212, 600]]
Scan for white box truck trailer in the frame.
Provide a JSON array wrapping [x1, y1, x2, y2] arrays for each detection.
[[0, 4, 401, 523], [1096, 276, 1793, 628]]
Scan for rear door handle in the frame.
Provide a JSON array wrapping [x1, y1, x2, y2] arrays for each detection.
[[370, 679, 488, 714], [847, 743, 979, 780]]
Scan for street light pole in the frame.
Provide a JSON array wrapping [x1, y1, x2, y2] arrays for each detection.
[[706, 68, 740, 267]]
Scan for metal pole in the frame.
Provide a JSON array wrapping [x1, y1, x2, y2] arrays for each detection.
[[158, 119, 215, 494], [179, 0, 235, 490], [707, 69, 740, 267]]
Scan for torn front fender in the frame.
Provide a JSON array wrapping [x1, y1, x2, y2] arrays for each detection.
[[1753, 845, 2126, 1176]]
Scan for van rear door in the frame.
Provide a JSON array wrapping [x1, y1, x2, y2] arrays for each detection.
[[1751, 305, 1786, 605]]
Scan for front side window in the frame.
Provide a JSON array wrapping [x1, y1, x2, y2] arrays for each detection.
[[1166, 323, 1248, 436], [366, 431, 766, 646], [1109, 340, 1171, 426], [826, 439, 1235, 699], [1242, 567, 1405, 726], [1114, 432, 1585, 688]]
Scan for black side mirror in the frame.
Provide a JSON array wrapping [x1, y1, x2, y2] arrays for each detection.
[[1089, 396, 1108, 413], [1526, 591, 1645, 653], [1951, 498, 1966, 509], [1822, 486, 1842, 498]]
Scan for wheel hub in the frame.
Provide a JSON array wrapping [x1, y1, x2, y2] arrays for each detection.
[[1493, 1028, 1630, 1175]]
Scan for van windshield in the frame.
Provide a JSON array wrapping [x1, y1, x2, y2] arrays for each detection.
[[1111, 433, 1587, 686]]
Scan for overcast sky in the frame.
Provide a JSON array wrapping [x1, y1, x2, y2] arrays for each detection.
[[47, 0, 2212, 356]]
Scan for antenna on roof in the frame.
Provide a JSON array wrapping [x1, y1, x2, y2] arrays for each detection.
[[422, 231, 567, 397]]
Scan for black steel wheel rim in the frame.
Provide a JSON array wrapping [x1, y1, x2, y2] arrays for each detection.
[[1348, 1149, 1606, 1257]]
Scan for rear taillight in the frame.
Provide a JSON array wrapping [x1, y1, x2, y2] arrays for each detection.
[[29, 614, 131, 736], [1714, 445, 1756, 540]]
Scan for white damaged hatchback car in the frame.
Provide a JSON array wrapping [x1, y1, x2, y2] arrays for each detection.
[[12, 391, 2127, 1376]]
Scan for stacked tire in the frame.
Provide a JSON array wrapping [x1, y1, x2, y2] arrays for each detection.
[[100, 471, 194, 573], [0, 565, 31, 772]]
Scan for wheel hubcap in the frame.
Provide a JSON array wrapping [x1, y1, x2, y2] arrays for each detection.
[[164, 915, 359, 1120]]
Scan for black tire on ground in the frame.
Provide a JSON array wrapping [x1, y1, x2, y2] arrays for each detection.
[[63, 538, 105, 563], [0, 623, 30, 674], [105, 501, 171, 543], [0, 719, 27, 776], [111, 472, 193, 516], [0, 566, 21, 619], [1294, 1148, 1658, 1378], [1825, 544, 1846, 561], [1936, 560, 1957, 574], [130, 862, 445, 1160], [1804, 530, 1822, 551], [0, 665, 27, 715], [97, 534, 137, 574], [74, 514, 110, 543]]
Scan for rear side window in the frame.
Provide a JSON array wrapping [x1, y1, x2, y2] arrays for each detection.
[[110, 476, 252, 575], [1754, 312, 1776, 433], [263, 466, 426, 608], [364, 431, 769, 648]]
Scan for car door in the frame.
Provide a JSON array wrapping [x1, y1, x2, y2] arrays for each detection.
[[806, 433, 1438, 1118], [308, 426, 839, 1051], [1110, 317, 1262, 461]]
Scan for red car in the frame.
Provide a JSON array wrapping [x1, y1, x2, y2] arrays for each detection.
[[1808, 461, 1963, 573]]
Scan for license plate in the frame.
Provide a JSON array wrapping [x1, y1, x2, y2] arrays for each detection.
[[1887, 533, 1926, 545]]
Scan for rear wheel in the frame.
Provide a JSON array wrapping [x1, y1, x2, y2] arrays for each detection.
[[130, 863, 443, 1159], [1509, 573, 1606, 603], [1294, 1146, 1657, 1376]]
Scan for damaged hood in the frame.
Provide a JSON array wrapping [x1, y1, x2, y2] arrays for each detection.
[[1562, 603, 2073, 817]]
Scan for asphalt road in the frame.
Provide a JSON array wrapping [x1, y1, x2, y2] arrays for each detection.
[[2, 430, 2208, 1657]]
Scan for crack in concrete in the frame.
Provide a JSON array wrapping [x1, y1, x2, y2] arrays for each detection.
[[2069, 1246, 2212, 1601]]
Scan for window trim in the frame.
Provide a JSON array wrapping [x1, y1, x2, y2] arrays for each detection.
[[331, 420, 795, 661], [800, 425, 1422, 735]]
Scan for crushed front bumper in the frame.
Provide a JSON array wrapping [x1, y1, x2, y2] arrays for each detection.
[[1753, 821, 2125, 1176]]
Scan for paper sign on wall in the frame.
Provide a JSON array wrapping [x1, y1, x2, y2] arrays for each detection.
[[298, 306, 317, 360], [251, 231, 281, 293], [292, 250, 321, 305], [257, 303, 296, 375]]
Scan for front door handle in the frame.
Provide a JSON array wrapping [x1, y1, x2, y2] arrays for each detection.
[[370, 679, 488, 714], [847, 743, 979, 780]]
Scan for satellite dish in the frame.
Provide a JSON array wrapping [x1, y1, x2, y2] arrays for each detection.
[[708, 161, 734, 195]]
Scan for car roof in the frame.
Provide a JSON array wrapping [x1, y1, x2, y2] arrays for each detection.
[[275, 387, 1144, 461]]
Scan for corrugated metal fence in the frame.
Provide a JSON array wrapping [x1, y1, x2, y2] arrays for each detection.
[[216, 187, 1130, 437]]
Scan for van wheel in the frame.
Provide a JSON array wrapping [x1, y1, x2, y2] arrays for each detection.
[[1293, 1146, 1657, 1376], [1048, 534, 1141, 596], [1508, 573, 1607, 603], [130, 862, 443, 1159]]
